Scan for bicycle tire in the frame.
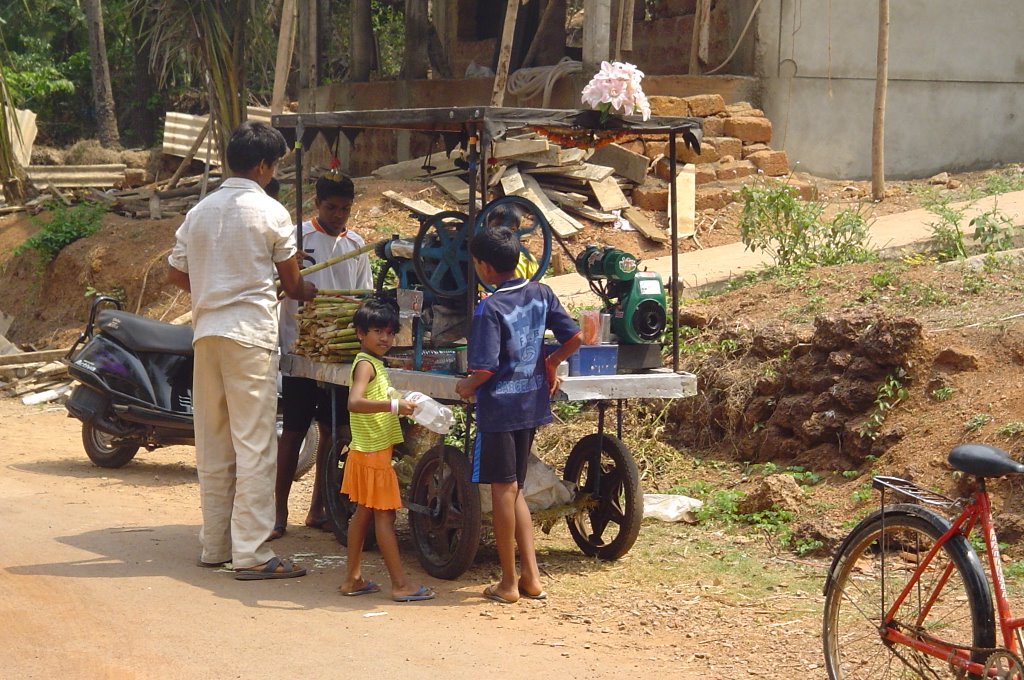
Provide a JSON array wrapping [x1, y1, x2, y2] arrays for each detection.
[[822, 504, 995, 679]]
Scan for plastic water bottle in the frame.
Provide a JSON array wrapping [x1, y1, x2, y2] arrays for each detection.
[[403, 391, 455, 434]]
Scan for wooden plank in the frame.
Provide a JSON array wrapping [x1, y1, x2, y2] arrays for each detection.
[[588, 176, 630, 211], [516, 146, 587, 167], [490, 0, 520, 106], [623, 206, 669, 244], [492, 137, 549, 159], [0, 349, 69, 367], [373, 154, 457, 180], [540, 187, 587, 207], [667, 166, 696, 238], [582, 0, 612, 76], [382, 190, 442, 217], [12, 108, 38, 167], [487, 163, 508, 188], [516, 172, 583, 237], [499, 165, 526, 196], [526, 162, 615, 182], [271, 0, 297, 115], [432, 175, 470, 204], [562, 202, 619, 224], [588, 143, 649, 184]]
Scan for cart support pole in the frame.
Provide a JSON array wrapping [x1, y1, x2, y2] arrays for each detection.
[[668, 130, 680, 373], [294, 119, 305, 255], [466, 125, 480, 325]]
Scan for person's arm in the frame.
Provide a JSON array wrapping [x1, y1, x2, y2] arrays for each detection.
[[275, 255, 317, 301], [167, 265, 190, 292], [348, 360, 414, 416], [456, 370, 492, 400], [544, 331, 583, 396]]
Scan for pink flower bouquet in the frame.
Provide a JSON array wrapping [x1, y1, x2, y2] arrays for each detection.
[[581, 61, 652, 122]]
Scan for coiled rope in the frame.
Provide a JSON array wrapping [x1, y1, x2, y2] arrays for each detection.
[[506, 57, 583, 108]]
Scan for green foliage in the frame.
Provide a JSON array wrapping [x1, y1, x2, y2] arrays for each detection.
[[15, 201, 106, 271], [925, 197, 968, 261], [1005, 560, 1024, 580], [551, 400, 584, 422], [669, 479, 711, 498], [997, 421, 1024, 437], [851, 483, 873, 504], [964, 413, 992, 433], [84, 285, 126, 305], [793, 538, 824, 557], [857, 368, 909, 440], [738, 179, 875, 269], [930, 386, 955, 402], [3, 37, 76, 105], [983, 166, 1024, 195], [696, 489, 744, 525], [969, 203, 1016, 254]]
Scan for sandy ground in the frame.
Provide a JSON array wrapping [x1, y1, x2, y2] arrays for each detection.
[[0, 398, 704, 680]]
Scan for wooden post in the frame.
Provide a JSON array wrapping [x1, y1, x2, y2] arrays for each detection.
[[688, 0, 710, 74], [583, 0, 612, 77], [871, 0, 890, 201], [297, 0, 318, 91], [271, 0, 297, 115], [490, 0, 520, 106]]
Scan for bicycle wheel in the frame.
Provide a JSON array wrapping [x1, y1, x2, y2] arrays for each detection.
[[822, 504, 995, 679]]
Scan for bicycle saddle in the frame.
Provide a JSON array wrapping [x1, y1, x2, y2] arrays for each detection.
[[948, 443, 1024, 478]]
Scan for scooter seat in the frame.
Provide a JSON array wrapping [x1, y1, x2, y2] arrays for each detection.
[[97, 310, 194, 357]]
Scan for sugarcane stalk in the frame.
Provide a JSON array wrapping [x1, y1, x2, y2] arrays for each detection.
[[298, 242, 380, 277], [326, 341, 362, 350]]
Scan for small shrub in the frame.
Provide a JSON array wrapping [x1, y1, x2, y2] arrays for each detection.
[[970, 203, 1016, 254], [964, 413, 992, 433], [926, 198, 968, 261], [930, 386, 955, 402], [997, 421, 1024, 437], [16, 201, 107, 271]]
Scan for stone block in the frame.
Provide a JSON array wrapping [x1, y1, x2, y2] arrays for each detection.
[[696, 186, 736, 211], [701, 116, 724, 137], [715, 159, 758, 181], [708, 136, 742, 160], [683, 94, 726, 117], [666, 137, 718, 164], [725, 102, 764, 117], [632, 183, 669, 211], [695, 163, 717, 185], [747, 149, 790, 177], [723, 116, 773, 143], [741, 143, 771, 159], [648, 96, 690, 117]]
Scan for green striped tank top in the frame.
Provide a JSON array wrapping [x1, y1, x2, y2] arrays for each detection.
[[349, 351, 404, 451]]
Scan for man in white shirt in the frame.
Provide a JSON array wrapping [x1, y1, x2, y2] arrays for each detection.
[[273, 173, 372, 539], [168, 121, 315, 580]]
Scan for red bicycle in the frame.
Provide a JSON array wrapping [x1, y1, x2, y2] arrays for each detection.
[[823, 443, 1024, 679]]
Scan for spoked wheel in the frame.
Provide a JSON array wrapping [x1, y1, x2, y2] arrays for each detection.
[[822, 505, 994, 679], [408, 445, 482, 580], [292, 422, 319, 481], [322, 438, 374, 548], [412, 211, 470, 299], [82, 422, 140, 468], [563, 433, 642, 560], [474, 195, 553, 291]]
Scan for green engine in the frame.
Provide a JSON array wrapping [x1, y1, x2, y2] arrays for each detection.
[[575, 245, 667, 344]]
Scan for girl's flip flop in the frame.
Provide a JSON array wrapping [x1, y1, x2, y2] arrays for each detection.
[[393, 585, 435, 602]]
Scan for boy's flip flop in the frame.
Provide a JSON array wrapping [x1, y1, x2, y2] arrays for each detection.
[[518, 588, 548, 600], [483, 585, 516, 605], [393, 586, 435, 602], [234, 557, 306, 581], [342, 580, 381, 596]]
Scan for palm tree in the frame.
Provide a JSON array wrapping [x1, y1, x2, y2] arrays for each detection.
[[0, 44, 27, 203], [141, 0, 254, 169], [83, 0, 121, 148]]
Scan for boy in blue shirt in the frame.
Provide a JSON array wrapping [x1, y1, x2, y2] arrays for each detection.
[[456, 227, 582, 604]]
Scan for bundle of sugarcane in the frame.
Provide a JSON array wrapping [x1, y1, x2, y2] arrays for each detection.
[[292, 289, 372, 363]]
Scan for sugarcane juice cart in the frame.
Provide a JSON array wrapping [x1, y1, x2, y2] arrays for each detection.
[[272, 107, 701, 580]]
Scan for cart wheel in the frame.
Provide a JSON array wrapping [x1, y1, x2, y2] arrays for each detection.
[[563, 433, 643, 560], [408, 444, 482, 580], [322, 439, 375, 548], [412, 211, 470, 299], [474, 195, 553, 292]]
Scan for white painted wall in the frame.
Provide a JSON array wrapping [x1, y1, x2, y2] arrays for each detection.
[[754, 0, 1024, 179]]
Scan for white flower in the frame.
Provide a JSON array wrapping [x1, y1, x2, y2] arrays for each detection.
[[581, 61, 651, 121]]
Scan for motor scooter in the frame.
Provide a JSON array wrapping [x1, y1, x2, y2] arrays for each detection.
[[64, 295, 316, 473]]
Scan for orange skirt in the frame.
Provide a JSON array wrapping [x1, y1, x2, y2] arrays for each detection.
[[341, 447, 402, 511]]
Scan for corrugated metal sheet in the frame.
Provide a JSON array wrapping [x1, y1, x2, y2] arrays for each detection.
[[161, 107, 272, 165], [26, 164, 127, 189], [12, 109, 38, 167]]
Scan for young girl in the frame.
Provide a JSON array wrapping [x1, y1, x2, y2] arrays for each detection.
[[340, 297, 435, 602]]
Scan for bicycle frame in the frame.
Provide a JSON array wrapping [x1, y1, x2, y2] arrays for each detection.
[[879, 480, 1023, 675]]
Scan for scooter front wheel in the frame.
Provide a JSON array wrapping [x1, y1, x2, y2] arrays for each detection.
[[82, 422, 140, 468]]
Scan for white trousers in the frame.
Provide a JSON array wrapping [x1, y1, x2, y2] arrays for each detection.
[[192, 336, 278, 569]]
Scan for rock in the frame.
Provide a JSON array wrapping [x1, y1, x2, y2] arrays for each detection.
[[633, 183, 669, 211], [666, 137, 719, 164], [715, 159, 757, 181], [737, 474, 805, 514], [701, 116, 724, 137], [722, 116, 773, 143], [648, 95, 691, 117], [708, 136, 742, 160], [747, 150, 790, 177], [683, 94, 726, 117], [789, 520, 845, 555], [725, 102, 764, 117], [695, 186, 735, 211], [928, 172, 950, 184], [934, 347, 979, 372]]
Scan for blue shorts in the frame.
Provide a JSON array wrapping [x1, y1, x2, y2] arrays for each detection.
[[471, 428, 535, 488]]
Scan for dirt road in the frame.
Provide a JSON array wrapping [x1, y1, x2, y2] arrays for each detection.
[[0, 398, 708, 679]]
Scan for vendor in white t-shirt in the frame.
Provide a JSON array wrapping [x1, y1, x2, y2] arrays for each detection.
[[273, 174, 373, 539]]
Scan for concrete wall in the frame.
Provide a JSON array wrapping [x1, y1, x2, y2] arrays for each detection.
[[755, 0, 1024, 179]]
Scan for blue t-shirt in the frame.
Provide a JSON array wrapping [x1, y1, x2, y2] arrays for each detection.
[[468, 278, 580, 432]]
